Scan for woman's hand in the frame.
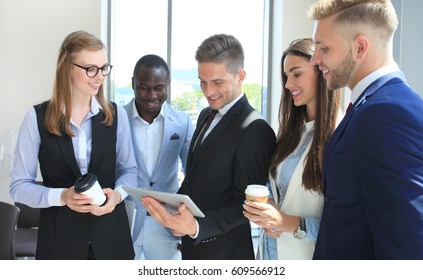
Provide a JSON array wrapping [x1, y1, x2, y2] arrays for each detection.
[[61, 186, 94, 213], [62, 187, 121, 216], [264, 228, 284, 238], [243, 199, 283, 229], [243, 199, 299, 234], [90, 188, 121, 216]]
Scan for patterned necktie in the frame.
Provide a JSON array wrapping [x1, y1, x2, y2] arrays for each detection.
[[193, 109, 218, 152]]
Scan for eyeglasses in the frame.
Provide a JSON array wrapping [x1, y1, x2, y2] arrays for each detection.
[[72, 63, 113, 78]]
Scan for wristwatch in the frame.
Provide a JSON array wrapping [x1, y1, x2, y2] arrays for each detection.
[[293, 217, 306, 239]]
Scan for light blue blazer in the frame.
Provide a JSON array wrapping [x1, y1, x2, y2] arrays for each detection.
[[123, 100, 194, 239]]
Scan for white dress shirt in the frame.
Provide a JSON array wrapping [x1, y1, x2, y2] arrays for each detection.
[[350, 63, 400, 104], [131, 100, 164, 177], [202, 93, 244, 140]]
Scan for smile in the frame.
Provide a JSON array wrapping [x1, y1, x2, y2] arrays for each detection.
[[146, 102, 158, 106], [89, 83, 102, 89]]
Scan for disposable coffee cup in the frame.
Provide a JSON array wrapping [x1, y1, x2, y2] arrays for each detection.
[[245, 184, 269, 203], [74, 173, 106, 206]]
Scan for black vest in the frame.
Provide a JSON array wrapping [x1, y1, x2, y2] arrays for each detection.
[[34, 101, 134, 259]]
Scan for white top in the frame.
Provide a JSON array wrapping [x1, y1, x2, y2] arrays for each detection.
[[130, 100, 164, 177]]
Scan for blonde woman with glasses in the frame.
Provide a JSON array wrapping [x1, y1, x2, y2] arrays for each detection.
[[10, 31, 137, 260]]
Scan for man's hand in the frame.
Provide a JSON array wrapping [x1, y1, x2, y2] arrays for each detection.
[[142, 196, 197, 237]]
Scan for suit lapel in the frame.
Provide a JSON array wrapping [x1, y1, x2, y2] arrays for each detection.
[[282, 140, 312, 210], [196, 110, 235, 151], [57, 132, 82, 178], [323, 71, 406, 185], [187, 109, 214, 171], [187, 108, 211, 169], [187, 96, 248, 172], [152, 104, 173, 177]]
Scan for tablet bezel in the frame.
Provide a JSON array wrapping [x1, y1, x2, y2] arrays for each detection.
[[123, 186, 205, 218]]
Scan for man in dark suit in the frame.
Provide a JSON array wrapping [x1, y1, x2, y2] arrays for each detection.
[[142, 34, 276, 259], [309, 0, 423, 259]]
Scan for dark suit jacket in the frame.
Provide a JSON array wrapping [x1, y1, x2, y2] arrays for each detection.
[[179, 95, 276, 260], [314, 72, 423, 259]]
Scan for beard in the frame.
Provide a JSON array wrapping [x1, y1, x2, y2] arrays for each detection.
[[328, 50, 355, 90]]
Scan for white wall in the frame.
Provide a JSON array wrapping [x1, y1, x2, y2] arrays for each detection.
[[0, 0, 103, 203], [268, 0, 315, 130]]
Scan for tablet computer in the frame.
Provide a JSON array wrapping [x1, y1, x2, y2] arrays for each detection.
[[123, 186, 205, 218]]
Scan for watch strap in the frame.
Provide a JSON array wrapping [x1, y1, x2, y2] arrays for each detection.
[[300, 217, 306, 232], [293, 217, 307, 239]]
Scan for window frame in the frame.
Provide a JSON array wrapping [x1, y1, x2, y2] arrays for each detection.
[[106, 0, 273, 121]]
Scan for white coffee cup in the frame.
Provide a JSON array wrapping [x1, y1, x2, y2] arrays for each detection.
[[74, 173, 106, 206], [245, 184, 269, 203]]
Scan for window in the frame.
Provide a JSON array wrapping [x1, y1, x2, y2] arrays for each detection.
[[110, 0, 269, 122], [109, 0, 168, 106]]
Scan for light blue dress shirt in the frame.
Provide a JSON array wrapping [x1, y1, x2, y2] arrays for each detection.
[[262, 120, 321, 259], [9, 97, 137, 208]]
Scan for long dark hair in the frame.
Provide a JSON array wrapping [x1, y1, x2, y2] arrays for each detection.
[[269, 38, 341, 194]]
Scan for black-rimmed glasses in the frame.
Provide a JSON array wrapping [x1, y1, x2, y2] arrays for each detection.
[[72, 63, 113, 78]]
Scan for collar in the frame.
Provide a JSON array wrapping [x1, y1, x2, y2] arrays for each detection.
[[68, 96, 101, 127], [217, 93, 244, 116], [63, 96, 101, 116], [304, 120, 315, 132], [91, 96, 101, 115], [131, 98, 165, 123], [350, 63, 400, 104]]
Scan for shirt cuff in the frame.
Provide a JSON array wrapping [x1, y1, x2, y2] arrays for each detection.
[[189, 218, 199, 239], [48, 188, 66, 206], [115, 185, 128, 203]]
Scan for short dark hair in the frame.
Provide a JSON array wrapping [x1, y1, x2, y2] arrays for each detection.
[[133, 54, 170, 79]]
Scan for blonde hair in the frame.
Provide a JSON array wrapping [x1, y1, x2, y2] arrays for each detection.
[[308, 0, 398, 41], [45, 30, 114, 136]]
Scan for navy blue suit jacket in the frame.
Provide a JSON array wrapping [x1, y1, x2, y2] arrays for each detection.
[[314, 72, 423, 259]]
